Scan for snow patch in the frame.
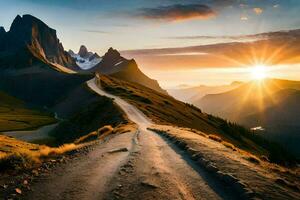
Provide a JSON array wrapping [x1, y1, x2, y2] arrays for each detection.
[[71, 54, 102, 70], [114, 60, 123, 66]]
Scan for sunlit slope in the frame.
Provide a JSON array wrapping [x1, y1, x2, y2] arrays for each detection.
[[98, 75, 294, 164]]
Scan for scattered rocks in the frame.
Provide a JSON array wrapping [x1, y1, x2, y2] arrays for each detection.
[[108, 147, 129, 153]]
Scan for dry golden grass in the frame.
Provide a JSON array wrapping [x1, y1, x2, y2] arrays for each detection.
[[245, 154, 261, 164], [208, 134, 222, 142], [0, 135, 82, 171], [222, 141, 236, 150], [0, 123, 135, 172], [75, 125, 113, 144], [113, 123, 137, 134]]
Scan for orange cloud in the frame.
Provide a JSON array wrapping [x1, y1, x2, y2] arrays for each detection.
[[137, 4, 216, 22], [122, 29, 300, 70]]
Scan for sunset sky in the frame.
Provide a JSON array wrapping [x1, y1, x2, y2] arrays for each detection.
[[1, 0, 300, 87]]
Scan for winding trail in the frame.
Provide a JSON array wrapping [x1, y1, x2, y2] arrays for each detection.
[[24, 78, 238, 200]]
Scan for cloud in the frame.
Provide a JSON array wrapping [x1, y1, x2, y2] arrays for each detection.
[[253, 7, 263, 15], [122, 29, 300, 69], [136, 4, 216, 22], [82, 29, 110, 34]]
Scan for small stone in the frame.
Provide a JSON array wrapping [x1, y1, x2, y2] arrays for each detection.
[[15, 188, 22, 194], [23, 180, 28, 185], [108, 148, 128, 153], [140, 181, 158, 189]]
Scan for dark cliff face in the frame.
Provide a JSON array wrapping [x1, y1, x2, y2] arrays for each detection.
[[0, 27, 5, 49], [0, 26, 5, 37], [0, 14, 77, 69]]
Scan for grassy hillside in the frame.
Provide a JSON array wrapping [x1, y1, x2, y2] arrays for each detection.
[[50, 84, 127, 145], [0, 91, 56, 132], [98, 75, 295, 165]]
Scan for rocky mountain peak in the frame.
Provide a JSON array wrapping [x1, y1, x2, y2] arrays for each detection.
[[78, 45, 89, 58], [101, 47, 121, 65], [105, 47, 121, 58]]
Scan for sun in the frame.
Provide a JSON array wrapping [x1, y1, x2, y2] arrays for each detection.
[[251, 65, 267, 80]]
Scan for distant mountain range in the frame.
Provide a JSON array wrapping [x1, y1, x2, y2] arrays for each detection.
[[186, 78, 300, 157], [168, 81, 242, 102]]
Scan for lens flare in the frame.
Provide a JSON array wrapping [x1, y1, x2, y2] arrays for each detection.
[[251, 65, 267, 80]]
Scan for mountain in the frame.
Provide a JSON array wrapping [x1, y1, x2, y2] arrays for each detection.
[[0, 15, 91, 107], [196, 78, 300, 157], [68, 45, 102, 70], [168, 81, 242, 102], [90, 48, 167, 94], [0, 14, 79, 71]]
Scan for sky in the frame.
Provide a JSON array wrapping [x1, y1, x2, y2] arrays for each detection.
[[1, 0, 300, 88]]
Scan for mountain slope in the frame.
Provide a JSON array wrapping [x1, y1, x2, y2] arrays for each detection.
[[242, 89, 300, 157], [90, 48, 167, 95], [196, 78, 300, 158]]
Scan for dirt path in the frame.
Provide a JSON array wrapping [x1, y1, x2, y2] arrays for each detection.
[[24, 79, 238, 199]]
